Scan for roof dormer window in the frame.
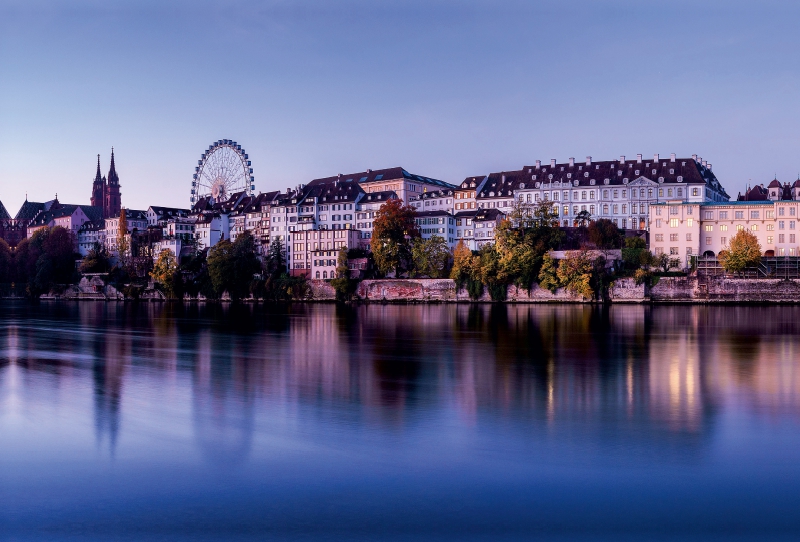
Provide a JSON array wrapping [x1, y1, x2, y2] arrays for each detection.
[[670, 169, 674, 174]]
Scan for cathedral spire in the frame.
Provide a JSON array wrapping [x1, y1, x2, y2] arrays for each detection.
[[108, 147, 119, 186], [95, 154, 102, 182]]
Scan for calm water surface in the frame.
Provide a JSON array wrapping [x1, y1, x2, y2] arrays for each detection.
[[2, 302, 800, 541]]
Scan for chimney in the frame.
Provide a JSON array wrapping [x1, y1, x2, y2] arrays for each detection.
[[550, 159, 556, 167], [569, 157, 575, 167], [707, 163, 712, 171], [702, 160, 707, 168], [535, 160, 541, 169], [620, 155, 626, 164], [670, 153, 676, 162], [692, 154, 698, 162], [586, 156, 592, 166], [367, 169, 372, 174], [636, 154, 642, 163], [654, 153, 659, 162], [501, 174, 506, 182]]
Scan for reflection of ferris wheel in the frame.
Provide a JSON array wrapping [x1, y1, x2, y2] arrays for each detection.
[[191, 139, 254, 204]]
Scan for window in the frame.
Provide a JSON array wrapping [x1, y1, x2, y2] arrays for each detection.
[[780, 207, 786, 216], [677, 188, 683, 197], [735, 211, 744, 219], [766, 211, 774, 219], [686, 247, 692, 255], [659, 189, 664, 197], [655, 247, 664, 255], [563, 206, 569, 216], [670, 233, 679, 242], [622, 204, 627, 214], [705, 225, 713, 231], [670, 219, 679, 227], [791, 208, 797, 216], [750, 211, 760, 219], [737, 225, 744, 231], [768, 236, 774, 244], [686, 233, 692, 241], [792, 234, 797, 244], [780, 221, 785, 230], [767, 224, 774, 231], [792, 221, 797, 230], [581, 191, 587, 200], [719, 211, 728, 219], [656, 219, 662, 228], [779, 234, 785, 243], [668, 188, 673, 197], [670, 247, 679, 255], [603, 204, 609, 214], [655, 234, 664, 242], [706, 237, 712, 245], [648, 189, 654, 198], [603, 190, 609, 198], [751, 224, 758, 231], [656, 207, 662, 216], [687, 219, 693, 227], [613, 204, 618, 214], [721, 237, 727, 245]]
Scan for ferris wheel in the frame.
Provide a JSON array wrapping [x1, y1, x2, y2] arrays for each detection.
[[191, 139, 254, 204]]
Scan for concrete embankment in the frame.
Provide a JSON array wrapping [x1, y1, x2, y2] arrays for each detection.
[[27, 276, 800, 304]]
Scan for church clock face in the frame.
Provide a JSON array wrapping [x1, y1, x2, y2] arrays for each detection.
[[191, 139, 254, 205]]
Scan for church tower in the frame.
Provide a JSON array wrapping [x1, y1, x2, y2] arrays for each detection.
[[104, 148, 122, 218], [90, 154, 106, 211]]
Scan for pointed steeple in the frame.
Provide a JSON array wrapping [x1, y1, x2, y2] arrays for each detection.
[[95, 154, 102, 183], [107, 147, 119, 186]]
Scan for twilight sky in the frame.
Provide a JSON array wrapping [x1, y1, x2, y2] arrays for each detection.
[[2, 0, 800, 213]]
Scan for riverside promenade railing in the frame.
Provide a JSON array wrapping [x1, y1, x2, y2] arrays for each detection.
[[694, 256, 800, 279]]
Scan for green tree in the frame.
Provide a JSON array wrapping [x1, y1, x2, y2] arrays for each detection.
[[476, 243, 507, 301], [0, 238, 12, 283], [370, 198, 419, 276], [79, 242, 111, 274], [207, 231, 261, 300], [588, 219, 623, 249], [574, 209, 592, 227], [411, 235, 451, 278], [330, 247, 358, 301], [538, 253, 560, 293], [718, 230, 762, 274], [150, 249, 179, 298], [265, 237, 287, 278], [556, 250, 594, 299]]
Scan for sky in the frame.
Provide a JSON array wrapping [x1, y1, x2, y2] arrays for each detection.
[[2, 0, 800, 213]]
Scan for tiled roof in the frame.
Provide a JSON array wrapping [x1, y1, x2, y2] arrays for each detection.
[[414, 210, 453, 218], [0, 200, 10, 220], [310, 167, 455, 190], [476, 157, 729, 200], [15, 201, 46, 220], [361, 190, 397, 202]]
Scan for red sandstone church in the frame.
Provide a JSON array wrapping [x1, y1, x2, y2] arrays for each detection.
[[0, 150, 121, 247]]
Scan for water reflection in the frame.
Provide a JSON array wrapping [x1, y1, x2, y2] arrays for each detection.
[[3, 302, 800, 463]]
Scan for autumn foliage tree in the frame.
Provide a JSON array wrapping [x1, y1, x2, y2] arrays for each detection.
[[150, 249, 179, 298], [719, 229, 762, 274], [370, 198, 419, 276]]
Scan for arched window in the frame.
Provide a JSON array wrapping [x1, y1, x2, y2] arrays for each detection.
[[315, 271, 320, 279], [323, 271, 328, 279]]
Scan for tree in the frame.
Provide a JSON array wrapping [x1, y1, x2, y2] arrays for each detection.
[[0, 238, 12, 283], [588, 219, 623, 249], [718, 230, 762, 274], [80, 242, 111, 274], [207, 231, 261, 300], [370, 198, 419, 276], [411, 235, 451, 278], [150, 249, 179, 298], [654, 252, 681, 273], [265, 237, 287, 278], [330, 247, 359, 301], [556, 250, 594, 299], [538, 253, 560, 293], [574, 210, 592, 227], [450, 240, 473, 286]]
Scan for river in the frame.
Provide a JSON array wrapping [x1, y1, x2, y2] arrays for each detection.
[[2, 302, 800, 541]]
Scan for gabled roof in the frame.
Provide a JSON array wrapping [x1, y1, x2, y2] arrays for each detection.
[[15, 200, 46, 220], [0, 200, 10, 220], [361, 190, 398, 203]]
